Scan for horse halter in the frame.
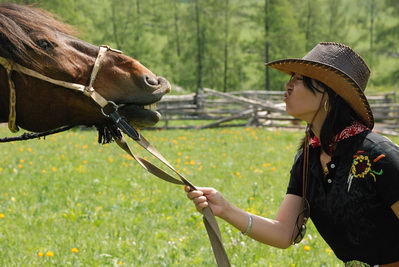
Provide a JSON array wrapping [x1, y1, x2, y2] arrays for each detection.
[[0, 45, 122, 133]]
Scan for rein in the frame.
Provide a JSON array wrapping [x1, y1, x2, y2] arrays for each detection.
[[0, 46, 230, 266], [0, 125, 73, 143]]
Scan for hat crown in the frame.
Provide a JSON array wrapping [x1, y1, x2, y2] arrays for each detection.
[[303, 42, 370, 92]]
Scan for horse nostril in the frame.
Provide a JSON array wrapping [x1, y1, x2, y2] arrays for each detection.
[[144, 74, 160, 87]]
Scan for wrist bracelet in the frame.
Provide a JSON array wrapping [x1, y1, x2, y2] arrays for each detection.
[[241, 212, 253, 235]]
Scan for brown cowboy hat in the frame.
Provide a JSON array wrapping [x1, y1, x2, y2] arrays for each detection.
[[266, 42, 374, 129]]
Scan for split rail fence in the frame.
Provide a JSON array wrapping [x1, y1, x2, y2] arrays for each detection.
[[152, 88, 399, 135]]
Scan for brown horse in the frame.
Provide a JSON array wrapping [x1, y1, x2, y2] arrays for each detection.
[[0, 3, 170, 134]]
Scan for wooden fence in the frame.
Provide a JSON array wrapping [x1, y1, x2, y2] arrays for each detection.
[[152, 88, 399, 135]]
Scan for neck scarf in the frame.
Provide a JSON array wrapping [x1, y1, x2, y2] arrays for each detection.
[[310, 121, 369, 152]]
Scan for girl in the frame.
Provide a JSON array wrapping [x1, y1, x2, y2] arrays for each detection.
[[186, 42, 399, 267]]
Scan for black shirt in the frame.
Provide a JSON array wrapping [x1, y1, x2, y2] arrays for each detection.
[[287, 130, 399, 265]]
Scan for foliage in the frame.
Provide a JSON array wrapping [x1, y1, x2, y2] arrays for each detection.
[[6, 125, 393, 265], [1, 0, 398, 92]]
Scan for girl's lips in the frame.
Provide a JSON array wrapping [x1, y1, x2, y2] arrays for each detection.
[[283, 92, 289, 100]]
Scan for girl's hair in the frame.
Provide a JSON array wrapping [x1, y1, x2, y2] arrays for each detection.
[[299, 76, 359, 155]]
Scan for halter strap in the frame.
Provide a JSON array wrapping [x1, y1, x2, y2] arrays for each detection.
[[0, 57, 18, 132], [0, 45, 119, 132]]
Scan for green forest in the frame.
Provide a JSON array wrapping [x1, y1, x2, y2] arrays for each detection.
[[2, 0, 399, 94]]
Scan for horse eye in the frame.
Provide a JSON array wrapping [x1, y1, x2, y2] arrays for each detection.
[[36, 39, 54, 51]]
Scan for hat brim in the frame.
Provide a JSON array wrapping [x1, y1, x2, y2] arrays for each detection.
[[266, 58, 374, 129]]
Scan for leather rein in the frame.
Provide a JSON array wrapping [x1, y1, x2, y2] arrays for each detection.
[[0, 45, 230, 266]]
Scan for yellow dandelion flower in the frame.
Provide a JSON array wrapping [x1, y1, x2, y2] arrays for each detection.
[[19, 159, 24, 163], [52, 167, 57, 172], [37, 252, 44, 257], [28, 148, 33, 152], [42, 169, 47, 173], [304, 245, 311, 251], [235, 172, 242, 179], [46, 251, 54, 257], [118, 262, 124, 265], [18, 164, 23, 168], [83, 160, 88, 164], [0, 213, 5, 218], [71, 248, 79, 253]]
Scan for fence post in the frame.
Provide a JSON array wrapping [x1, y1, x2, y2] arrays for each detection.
[[196, 88, 205, 114], [164, 100, 169, 129]]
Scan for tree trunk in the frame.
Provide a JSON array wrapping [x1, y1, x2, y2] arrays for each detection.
[[369, 0, 375, 66], [264, 0, 270, 91], [173, 0, 181, 58], [195, 0, 203, 92], [223, 0, 230, 92]]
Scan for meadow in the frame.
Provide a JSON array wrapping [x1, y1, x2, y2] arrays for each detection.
[[2, 125, 397, 266]]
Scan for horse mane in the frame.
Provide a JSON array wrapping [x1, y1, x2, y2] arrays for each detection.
[[0, 3, 77, 68]]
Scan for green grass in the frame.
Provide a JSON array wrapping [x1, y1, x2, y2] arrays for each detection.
[[1, 125, 397, 266]]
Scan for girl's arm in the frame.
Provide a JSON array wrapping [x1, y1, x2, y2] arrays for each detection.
[[186, 186, 304, 249]]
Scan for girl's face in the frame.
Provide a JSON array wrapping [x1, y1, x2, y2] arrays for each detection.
[[284, 74, 327, 123]]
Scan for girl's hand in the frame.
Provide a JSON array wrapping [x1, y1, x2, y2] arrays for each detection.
[[185, 186, 227, 217]]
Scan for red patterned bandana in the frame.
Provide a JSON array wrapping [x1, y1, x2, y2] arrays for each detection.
[[310, 121, 369, 152]]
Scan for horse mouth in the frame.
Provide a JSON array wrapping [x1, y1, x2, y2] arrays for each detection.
[[118, 102, 162, 127], [109, 77, 170, 128]]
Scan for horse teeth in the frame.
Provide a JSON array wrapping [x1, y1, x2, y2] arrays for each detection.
[[144, 104, 157, 111]]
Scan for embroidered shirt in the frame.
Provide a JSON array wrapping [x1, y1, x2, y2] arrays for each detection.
[[287, 131, 399, 265]]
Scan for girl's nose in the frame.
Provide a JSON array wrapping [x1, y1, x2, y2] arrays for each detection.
[[285, 81, 293, 91]]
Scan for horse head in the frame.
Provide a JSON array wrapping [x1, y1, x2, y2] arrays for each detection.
[[0, 3, 170, 133]]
